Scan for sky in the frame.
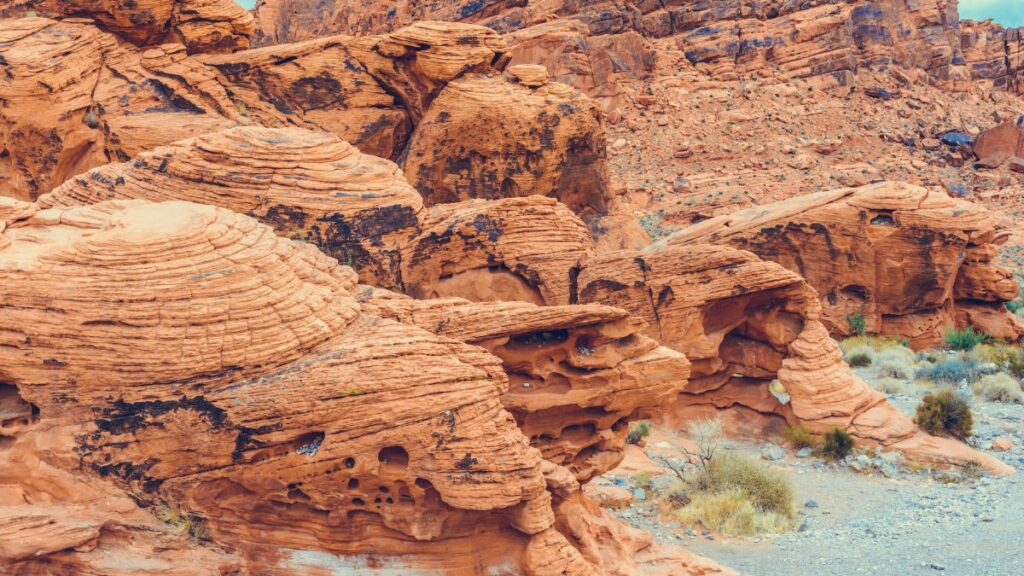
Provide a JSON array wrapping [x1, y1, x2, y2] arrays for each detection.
[[959, 0, 1024, 26], [229, 1, 1024, 27]]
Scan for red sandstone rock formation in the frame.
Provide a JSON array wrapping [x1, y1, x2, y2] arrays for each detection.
[[0, 0, 254, 53], [0, 198, 728, 574], [665, 182, 1022, 348], [40, 126, 423, 288], [250, 0, 1024, 94], [395, 193, 1011, 474], [0, 15, 611, 237]]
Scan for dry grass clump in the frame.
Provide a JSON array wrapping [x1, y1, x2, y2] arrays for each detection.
[[157, 504, 207, 540], [673, 452, 795, 537], [781, 423, 816, 449], [971, 373, 1024, 404], [843, 345, 874, 367], [873, 347, 916, 379], [841, 335, 911, 353], [871, 377, 910, 396], [915, 388, 973, 440]]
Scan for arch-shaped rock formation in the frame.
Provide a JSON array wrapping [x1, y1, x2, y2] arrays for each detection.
[[664, 182, 1022, 348]]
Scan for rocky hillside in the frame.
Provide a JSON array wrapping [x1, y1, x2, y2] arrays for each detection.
[[0, 1, 1022, 575]]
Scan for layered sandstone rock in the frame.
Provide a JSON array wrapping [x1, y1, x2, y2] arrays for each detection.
[[665, 182, 1022, 348], [402, 196, 593, 305], [0, 15, 611, 234], [403, 73, 609, 221], [0, 199, 727, 574], [361, 287, 690, 481], [250, 0, 1024, 93], [392, 194, 1010, 473], [40, 126, 422, 287], [0, 0, 254, 53]]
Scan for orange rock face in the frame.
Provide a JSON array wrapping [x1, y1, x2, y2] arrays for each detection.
[[665, 182, 1022, 348], [250, 0, 1024, 94], [0, 0, 254, 53], [40, 126, 422, 288], [0, 198, 729, 574]]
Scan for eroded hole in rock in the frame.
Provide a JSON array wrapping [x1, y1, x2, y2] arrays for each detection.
[[840, 284, 870, 302], [434, 266, 544, 305], [344, 457, 356, 469], [511, 329, 569, 347], [351, 497, 365, 506], [295, 431, 325, 457], [415, 477, 432, 489], [378, 446, 409, 473], [869, 211, 897, 226], [347, 477, 359, 489], [0, 383, 39, 438]]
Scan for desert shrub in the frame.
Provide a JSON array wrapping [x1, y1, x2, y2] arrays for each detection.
[[157, 504, 206, 540], [846, 312, 867, 335], [821, 428, 854, 461], [942, 326, 988, 351], [675, 488, 794, 536], [841, 335, 910, 352], [627, 421, 651, 445], [971, 373, 1024, 404], [844, 345, 874, 367], [914, 357, 980, 384], [915, 389, 973, 440], [872, 377, 909, 396], [970, 343, 1024, 378], [781, 423, 816, 449], [874, 347, 916, 379], [675, 452, 794, 536]]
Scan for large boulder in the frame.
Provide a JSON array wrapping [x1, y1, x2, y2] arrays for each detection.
[[0, 198, 729, 574], [664, 182, 1022, 348], [40, 126, 422, 288]]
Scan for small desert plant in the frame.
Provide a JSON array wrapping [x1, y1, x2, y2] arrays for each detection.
[[846, 312, 867, 335], [157, 504, 207, 540], [914, 357, 980, 384], [821, 428, 854, 461], [674, 452, 794, 536], [872, 377, 909, 396], [781, 423, 816, 449], [653, 417, 722, 482], [971, 373, 1024, 404], [627, 421, 652, 445], [971, 343, 1024, 378], [844, 345, 875, 367], [915, 389, 973, 440], [874, 347, 916, 379], [841, 334, 909, 353], [942, 326, 988, 351], [675, 488, 794, 536]]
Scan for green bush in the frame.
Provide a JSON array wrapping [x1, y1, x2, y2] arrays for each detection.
[[626, 421, 651, 445], [914, 358, 980, 384], [821, 428, 854, 461], [915, 389, 973, 440], [942, 326, 988, 351], [781, 423, 816, 449], [846, 312, 867, 336]]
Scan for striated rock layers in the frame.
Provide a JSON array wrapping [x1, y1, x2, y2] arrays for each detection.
[[251, 0, 1024, 94], [664, 182, 1022, 349], [396, 191, 1011, 474], [0, 198, 728, 575], [0, 0, 255, 53], [0, 15, 609, 226]]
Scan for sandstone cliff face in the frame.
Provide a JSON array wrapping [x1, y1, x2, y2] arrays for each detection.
[[0, 198, 728, 575], [0, 15, 611, 238], [0, 0, 254, 53], [664, 182, 1022, 348], [250, 0, 1024, 94]]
